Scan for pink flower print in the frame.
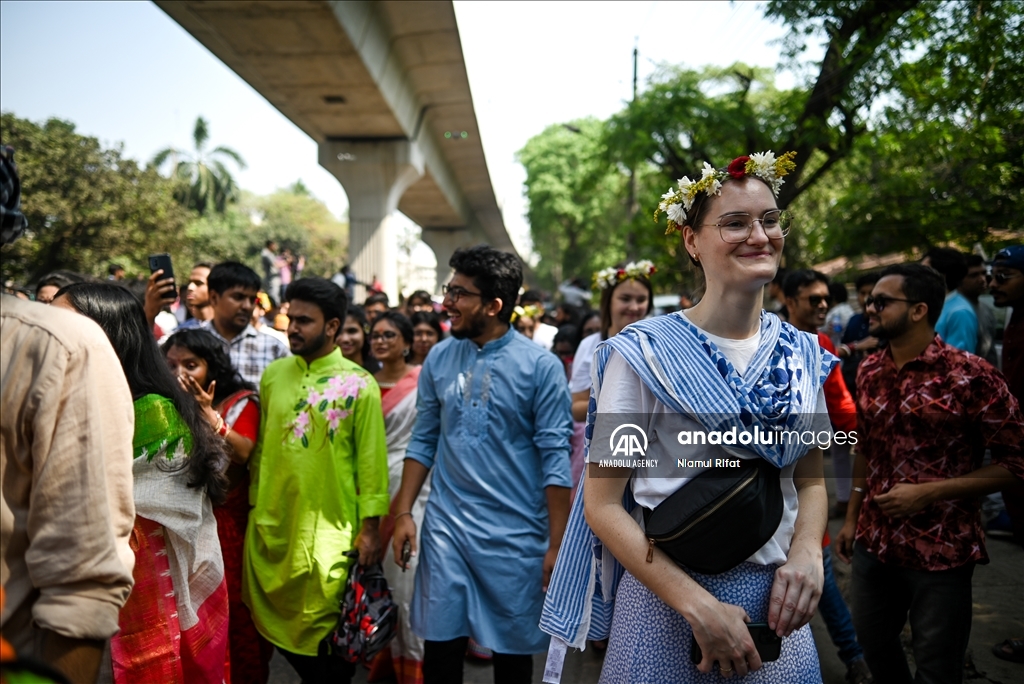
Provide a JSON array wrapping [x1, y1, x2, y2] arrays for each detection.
[[323, 377, 343, 402], [326, 407, 346, 430], [292, 410, 311, 439], [325, 374, 367, 402], [307, 388, 322, 406]]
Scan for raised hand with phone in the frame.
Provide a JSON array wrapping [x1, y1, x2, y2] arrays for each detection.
[[144, 253, 177, 330]]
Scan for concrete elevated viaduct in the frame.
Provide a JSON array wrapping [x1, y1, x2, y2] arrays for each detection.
[[156, 0, 519, 299]]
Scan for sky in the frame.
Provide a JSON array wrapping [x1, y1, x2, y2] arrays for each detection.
[[0, 1, 823, 262]]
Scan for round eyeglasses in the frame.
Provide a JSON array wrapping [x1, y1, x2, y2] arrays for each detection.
[[441, 283, 484, 303], [706, 210, 792, 243]]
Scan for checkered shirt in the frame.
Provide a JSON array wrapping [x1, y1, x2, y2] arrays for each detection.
[[200, 320, 289, 385]]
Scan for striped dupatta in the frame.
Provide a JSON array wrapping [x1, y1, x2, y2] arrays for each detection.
[[540, 312, 836, 651]]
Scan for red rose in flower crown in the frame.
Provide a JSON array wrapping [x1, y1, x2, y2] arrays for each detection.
[[727, 156, 750, 179]]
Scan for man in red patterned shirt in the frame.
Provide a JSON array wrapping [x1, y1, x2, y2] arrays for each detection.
[[835, 263, 1024, 684]]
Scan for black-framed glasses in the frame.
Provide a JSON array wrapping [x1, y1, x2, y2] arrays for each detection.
[[441, 284, 484, 303], [992, 272, 1021, 285], [370, 331, 399, 342], [865, 294, 918, 312], [706, 210, 792, 243]]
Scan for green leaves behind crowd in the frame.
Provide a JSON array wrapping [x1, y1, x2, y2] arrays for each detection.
[[0, 112, 348, 285], [519, 0, 1023, 296]]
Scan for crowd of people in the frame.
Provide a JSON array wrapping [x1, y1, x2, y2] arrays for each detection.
[[2, 139, 1023, 684]]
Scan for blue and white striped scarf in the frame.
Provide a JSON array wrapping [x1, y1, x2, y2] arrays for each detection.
[[540, 311, 836, 650]]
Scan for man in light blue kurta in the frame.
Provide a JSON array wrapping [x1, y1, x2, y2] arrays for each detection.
[[391, 246, 572, 682]]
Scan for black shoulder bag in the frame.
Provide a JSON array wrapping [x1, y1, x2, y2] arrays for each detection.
[[643, 458, 783, 575]]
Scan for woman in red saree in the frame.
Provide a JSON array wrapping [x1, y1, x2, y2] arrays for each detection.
[[52, 283, 230, 684], [367, 312, 428, 684], [164, 328, 274, 684]]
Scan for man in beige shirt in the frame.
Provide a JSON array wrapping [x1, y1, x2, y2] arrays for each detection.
[[1, 147, 136, 684]]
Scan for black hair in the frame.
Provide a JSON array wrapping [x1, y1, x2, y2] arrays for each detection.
[[53, 283, 227, 503], [519, 290, 545, 306], [556, 303, 587, 329], [344, 305, 378, 372], [35, 270, 82, 298], [122, 278, 150, 303], [265, 239, 276, 248], [879, 263, 946, 326], [782, 269, 830, 299], [553, 323, 581, 353], [285, 277, 348, 326], [449, 244, 523, 324], [108, 263, 124, 276], [964, 254, 985, 269], [364, 292, 390, 308], [772, 267, 789, 286], [828, 281, 848, 304], [922, 247, 967, 291], [406, 290, 432, 306], [598, 264, 654, 340], [854, 271, 881, 290], [161, 328, 256, 404], [372, 310, 414, 345], [410, 310, 444, 338], [207, 261, 261, 295]]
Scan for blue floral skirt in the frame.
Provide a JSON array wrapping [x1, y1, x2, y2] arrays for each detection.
[[599, 563, 822, 683]]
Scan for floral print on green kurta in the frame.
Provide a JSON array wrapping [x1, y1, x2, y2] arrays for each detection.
[[289, 372, 368, 446]]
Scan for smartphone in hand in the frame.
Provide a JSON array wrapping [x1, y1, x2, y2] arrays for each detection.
[[690, 622, 782, 665], [148, 253, 177, 301]]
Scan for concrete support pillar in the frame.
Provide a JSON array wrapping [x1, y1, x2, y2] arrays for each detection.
[[319, 139, 424, 304], [421, 228, 475, 294]]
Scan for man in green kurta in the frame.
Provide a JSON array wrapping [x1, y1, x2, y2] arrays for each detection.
[[243, 277, 388, 683]]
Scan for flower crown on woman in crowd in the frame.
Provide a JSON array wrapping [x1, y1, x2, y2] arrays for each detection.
[[510, 304, 543, 323], [593, 260, 657, 290], [654, 150, 797, 234]]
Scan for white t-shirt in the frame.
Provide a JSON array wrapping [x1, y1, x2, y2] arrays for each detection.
[[588, 314, 829, 566], [532, 322, 558, 351], [570, 332, 601, 394]]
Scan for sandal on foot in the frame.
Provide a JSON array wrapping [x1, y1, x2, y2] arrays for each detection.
[[991, 638, 1024, 663]]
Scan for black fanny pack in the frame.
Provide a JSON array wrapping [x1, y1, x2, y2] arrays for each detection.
[[643, 458, 783, 575]]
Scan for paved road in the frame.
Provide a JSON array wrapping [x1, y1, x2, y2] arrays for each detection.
[[270, 452, 1024, 683]]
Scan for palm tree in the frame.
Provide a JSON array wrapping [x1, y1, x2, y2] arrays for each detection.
[[152, 116, 246, 215]]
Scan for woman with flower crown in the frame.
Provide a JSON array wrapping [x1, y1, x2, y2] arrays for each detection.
[[567, 261, 655, 496], [541, 152, 833, 683]]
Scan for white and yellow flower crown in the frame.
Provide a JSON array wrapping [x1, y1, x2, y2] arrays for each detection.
[[511, 304, 542, 323], [593, 260, 657, 291], [655, 151, 797, 235]]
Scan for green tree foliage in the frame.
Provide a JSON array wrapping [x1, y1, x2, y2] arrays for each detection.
[[604, 65, 798, 183], [0, 113, 191, 282], [152, 116, 246, 215], [181, 187, 348, 278], [0, 112, 348, 288], [521, 1, 1023, 285], [806, 0, 1024, 258], [764, 0, 926, 205], [517, 118, 629, 289]]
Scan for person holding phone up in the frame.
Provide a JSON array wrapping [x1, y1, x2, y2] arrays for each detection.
[[143, 253, 178, 334]]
